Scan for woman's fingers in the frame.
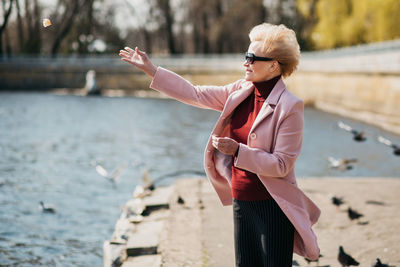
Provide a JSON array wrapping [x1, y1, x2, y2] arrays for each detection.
[[119, 46, 157, 77], [120, 47, 147, 62], [125, 47, 135, 53], [211, 136, 238, 155], [213, 136, 230, 143], [119, 49, 130, 55], [135, 47, 146, 56]]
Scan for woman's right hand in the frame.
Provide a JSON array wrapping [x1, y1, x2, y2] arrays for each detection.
[[119, 47, 157, 78]]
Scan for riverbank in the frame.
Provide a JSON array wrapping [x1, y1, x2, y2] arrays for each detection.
[[106, 177, 400, 267], [46, 69, 400, 136]]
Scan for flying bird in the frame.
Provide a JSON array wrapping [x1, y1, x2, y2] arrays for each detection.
[[95, 162, 128, 183], [338, 121, 367, 142], [338, 246, 359, 267], [377, 136, 400, 156], [39, 201, 56, 214], [347, 207, 364, 220], [328, 157, 357, 171]]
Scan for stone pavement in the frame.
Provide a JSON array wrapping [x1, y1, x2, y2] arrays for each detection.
[[107, 177, 321, 267], [200, 178, 235, 267], [154, 177, 235, 267]]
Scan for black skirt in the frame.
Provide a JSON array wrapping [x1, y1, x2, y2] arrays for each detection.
[[233, 198, 294, 267]]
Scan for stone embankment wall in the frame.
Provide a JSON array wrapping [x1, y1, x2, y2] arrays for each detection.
[[1, 40, 399, 134]]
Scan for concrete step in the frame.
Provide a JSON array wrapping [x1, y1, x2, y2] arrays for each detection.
[[142, 186, 174, 215], [103, 241, 125, 267], [121, 254, 161, 267], [126, 220, 164, 257]]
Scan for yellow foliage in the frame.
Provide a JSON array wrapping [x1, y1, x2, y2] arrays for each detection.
[[309, 0, 400, 49]]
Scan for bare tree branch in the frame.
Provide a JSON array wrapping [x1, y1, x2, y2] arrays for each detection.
[[0, 0, 13, 34], [51, 0, 82, 56], [0, 0, 14, 55]]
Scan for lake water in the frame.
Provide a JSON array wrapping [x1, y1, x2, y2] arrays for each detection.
[[0, 92, 399, 266]]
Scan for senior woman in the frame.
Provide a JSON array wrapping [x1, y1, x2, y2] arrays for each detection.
[[119, 23, 320, 267]]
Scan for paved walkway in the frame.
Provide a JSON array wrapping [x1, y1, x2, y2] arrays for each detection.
[[200, 178, 235, 267], [158, 178, 234, 267]]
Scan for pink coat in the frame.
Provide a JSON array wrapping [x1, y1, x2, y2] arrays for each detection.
[[150, 67, 321, 260]]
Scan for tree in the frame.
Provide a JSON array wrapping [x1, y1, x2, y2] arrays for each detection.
[[155, 0, 176, 54], [24, 0, 42, 54], [0, 0, 13, 55], [50, 0, 82, 56], [310, 0, 400, 49], [296, 0, 319, 50]]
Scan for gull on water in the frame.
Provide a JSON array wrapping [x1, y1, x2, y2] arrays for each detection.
[[327, 156, 357, 171], [338, 121, 367, 142], [377, 135, 400, 156]]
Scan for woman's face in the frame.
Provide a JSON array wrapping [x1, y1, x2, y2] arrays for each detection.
[[243, 41, 277, 82]]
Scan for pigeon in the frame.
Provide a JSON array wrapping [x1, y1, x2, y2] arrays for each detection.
[[304, 254, 323, 266], [338, 121, 367, 142], [95, 162, 127, 183], [328, 157, 357, 171], [377, 136, 400, 156], [177, 195, 185, 204], [332, 196, 345, 207], [372, 258, 390, 267], [39, 201, 56, 214], [347, 207, 364, 220], [338, 246, 359, 267]]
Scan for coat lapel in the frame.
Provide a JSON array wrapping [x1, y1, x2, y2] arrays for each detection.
[[249, 78, 286, 133], [221, 81, 254, 117]]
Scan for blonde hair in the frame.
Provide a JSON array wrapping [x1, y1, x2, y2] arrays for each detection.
[[249, 23, 300, 77]]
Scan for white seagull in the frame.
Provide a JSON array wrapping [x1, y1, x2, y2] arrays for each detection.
[[378, 135, 400, 156], [327, 157, 358, 171], [95, 162, 128, 183]]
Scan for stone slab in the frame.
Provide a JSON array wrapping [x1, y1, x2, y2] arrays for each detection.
[[126, 220, 164, 257], [143, 186, 173, 207], [103, 240, 125, 267], [142, 186, 174, 215], [121, 254, 162, 267]]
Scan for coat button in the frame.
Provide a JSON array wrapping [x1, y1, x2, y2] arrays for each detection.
[[250, 133, 257, 139]]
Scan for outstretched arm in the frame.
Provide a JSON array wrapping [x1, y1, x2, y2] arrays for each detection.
[[119, 47, 157, 78], [119, 46, 244, 112]]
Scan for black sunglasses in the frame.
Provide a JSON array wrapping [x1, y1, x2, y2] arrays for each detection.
[[245, 52, 274, 64]]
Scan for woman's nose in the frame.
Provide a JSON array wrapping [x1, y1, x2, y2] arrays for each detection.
[[243, 60, 249, 67]]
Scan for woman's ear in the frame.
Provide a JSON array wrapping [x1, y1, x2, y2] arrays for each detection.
[[270, 60, 281, 73], [269, 62, 277, 72]]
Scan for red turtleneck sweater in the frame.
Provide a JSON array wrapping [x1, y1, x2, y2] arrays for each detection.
[[230, 75, 281, 201]]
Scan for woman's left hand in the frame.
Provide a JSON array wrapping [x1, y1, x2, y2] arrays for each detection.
[[212, 135, 239, 156]]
